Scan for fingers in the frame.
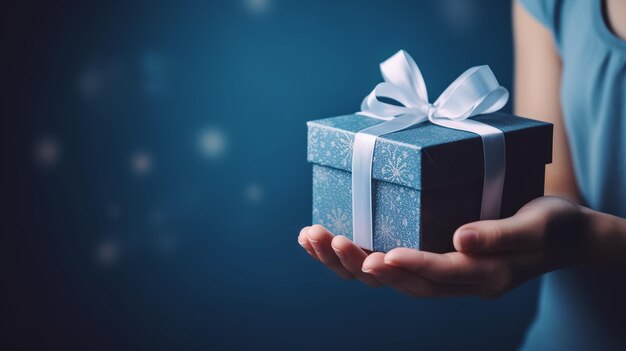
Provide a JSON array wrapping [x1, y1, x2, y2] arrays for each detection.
[[362, 253, 482, 298], [304, 225, 354, 280], [298, 225, 381, 286], [299, 226, 550, 299], [384, 247, 557, 298], [477, 250, 556, 299], [384, 248, 499, 286], [452, 196, 586, 254], [331, 236, 382, 287], [298, 227, 319, 260], [453, 209, 544, 254]]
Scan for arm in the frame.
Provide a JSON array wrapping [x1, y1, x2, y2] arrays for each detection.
[[512, 0, 581, 203], [297, 2, 626, 298]]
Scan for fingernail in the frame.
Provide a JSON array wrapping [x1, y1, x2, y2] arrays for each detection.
[[306, 233, 318, 243], [361, 264, 374, 273], [303, 227, 318, 243], [384, 256, 397, 266], [298, 239, 308, 247], [457, 230, 478, 251], [332, 246, 346, 260]]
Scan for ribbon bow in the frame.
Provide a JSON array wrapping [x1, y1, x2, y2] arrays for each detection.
[[352, 50, 509, 251]]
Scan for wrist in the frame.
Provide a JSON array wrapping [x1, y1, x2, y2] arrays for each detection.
[[580, 206, 626, 266]]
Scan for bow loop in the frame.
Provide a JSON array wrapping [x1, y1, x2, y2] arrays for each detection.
[[432, 65, 509, 120], [358, 51, 509, 122], [352, 50, 509, 251], [380, 50, 429, 104]]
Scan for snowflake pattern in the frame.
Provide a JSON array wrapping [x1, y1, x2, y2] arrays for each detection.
[[307, 116, 420, 189], [376, 215, 399, 250], [375, 182, 398, 211], [309, 115, 422, 251], [325, 208, 350, 236], [379, 143, 415, 184], [374, 181, 420, 251], [334, 131, 354, 168], [312, 165, 420, 251], [312, 165, 329, 187]]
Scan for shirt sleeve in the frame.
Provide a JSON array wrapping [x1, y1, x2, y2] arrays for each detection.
[[517, 0, 562, 35]]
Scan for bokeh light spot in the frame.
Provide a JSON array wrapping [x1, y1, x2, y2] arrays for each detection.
[[440, 0, 478, 34], [149, 209, 166, 226], [199, 128, 228, 160], [107, 204, 122, 220], [156, 232, 177, 255], [131, 151, 153, 176], [34, 137, 61, 169], [77, 62, 123, 101], [78, 66, 104, 99], [140, 52, 165, 97], [244, 183, 264, 204], [244, 0, 271, 15], [95, 239, 120, 266]]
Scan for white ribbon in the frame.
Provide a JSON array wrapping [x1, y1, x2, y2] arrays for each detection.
[[352, 50, 509, 251]]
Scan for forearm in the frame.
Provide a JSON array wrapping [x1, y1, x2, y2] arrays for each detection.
[[583, 206, 626, 266], [513, 2, 583, 205]]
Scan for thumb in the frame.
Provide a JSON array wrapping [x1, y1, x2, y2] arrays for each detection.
[[453, 210, 545, 254]]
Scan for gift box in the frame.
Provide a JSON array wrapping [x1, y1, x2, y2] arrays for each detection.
[[307, 112, 552, 253], [307, 50, 553, 253]]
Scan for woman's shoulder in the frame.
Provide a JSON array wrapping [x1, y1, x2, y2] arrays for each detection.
[[518, 0, 563, 29], [518, 0, 588, 49]]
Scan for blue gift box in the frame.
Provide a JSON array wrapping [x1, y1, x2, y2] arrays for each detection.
[[307, 112, 552, 253]]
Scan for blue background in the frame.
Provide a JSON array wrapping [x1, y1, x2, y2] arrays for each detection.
[[1, 0, 538, 349]]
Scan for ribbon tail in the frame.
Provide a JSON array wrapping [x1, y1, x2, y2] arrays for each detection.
[[352, 132, 377, 250], [352, 113, 428, 250], [479, 127, 506, 220], [428, 118, 505, 220]]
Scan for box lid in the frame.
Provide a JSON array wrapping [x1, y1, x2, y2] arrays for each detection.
[[307, 113, 552, 190]]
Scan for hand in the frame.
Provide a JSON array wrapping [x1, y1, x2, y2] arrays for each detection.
[[298, 224, 383, 287], [299, 196, 593, 298]]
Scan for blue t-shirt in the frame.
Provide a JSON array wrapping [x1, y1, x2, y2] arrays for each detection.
[[518, 0, 626, 350]]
